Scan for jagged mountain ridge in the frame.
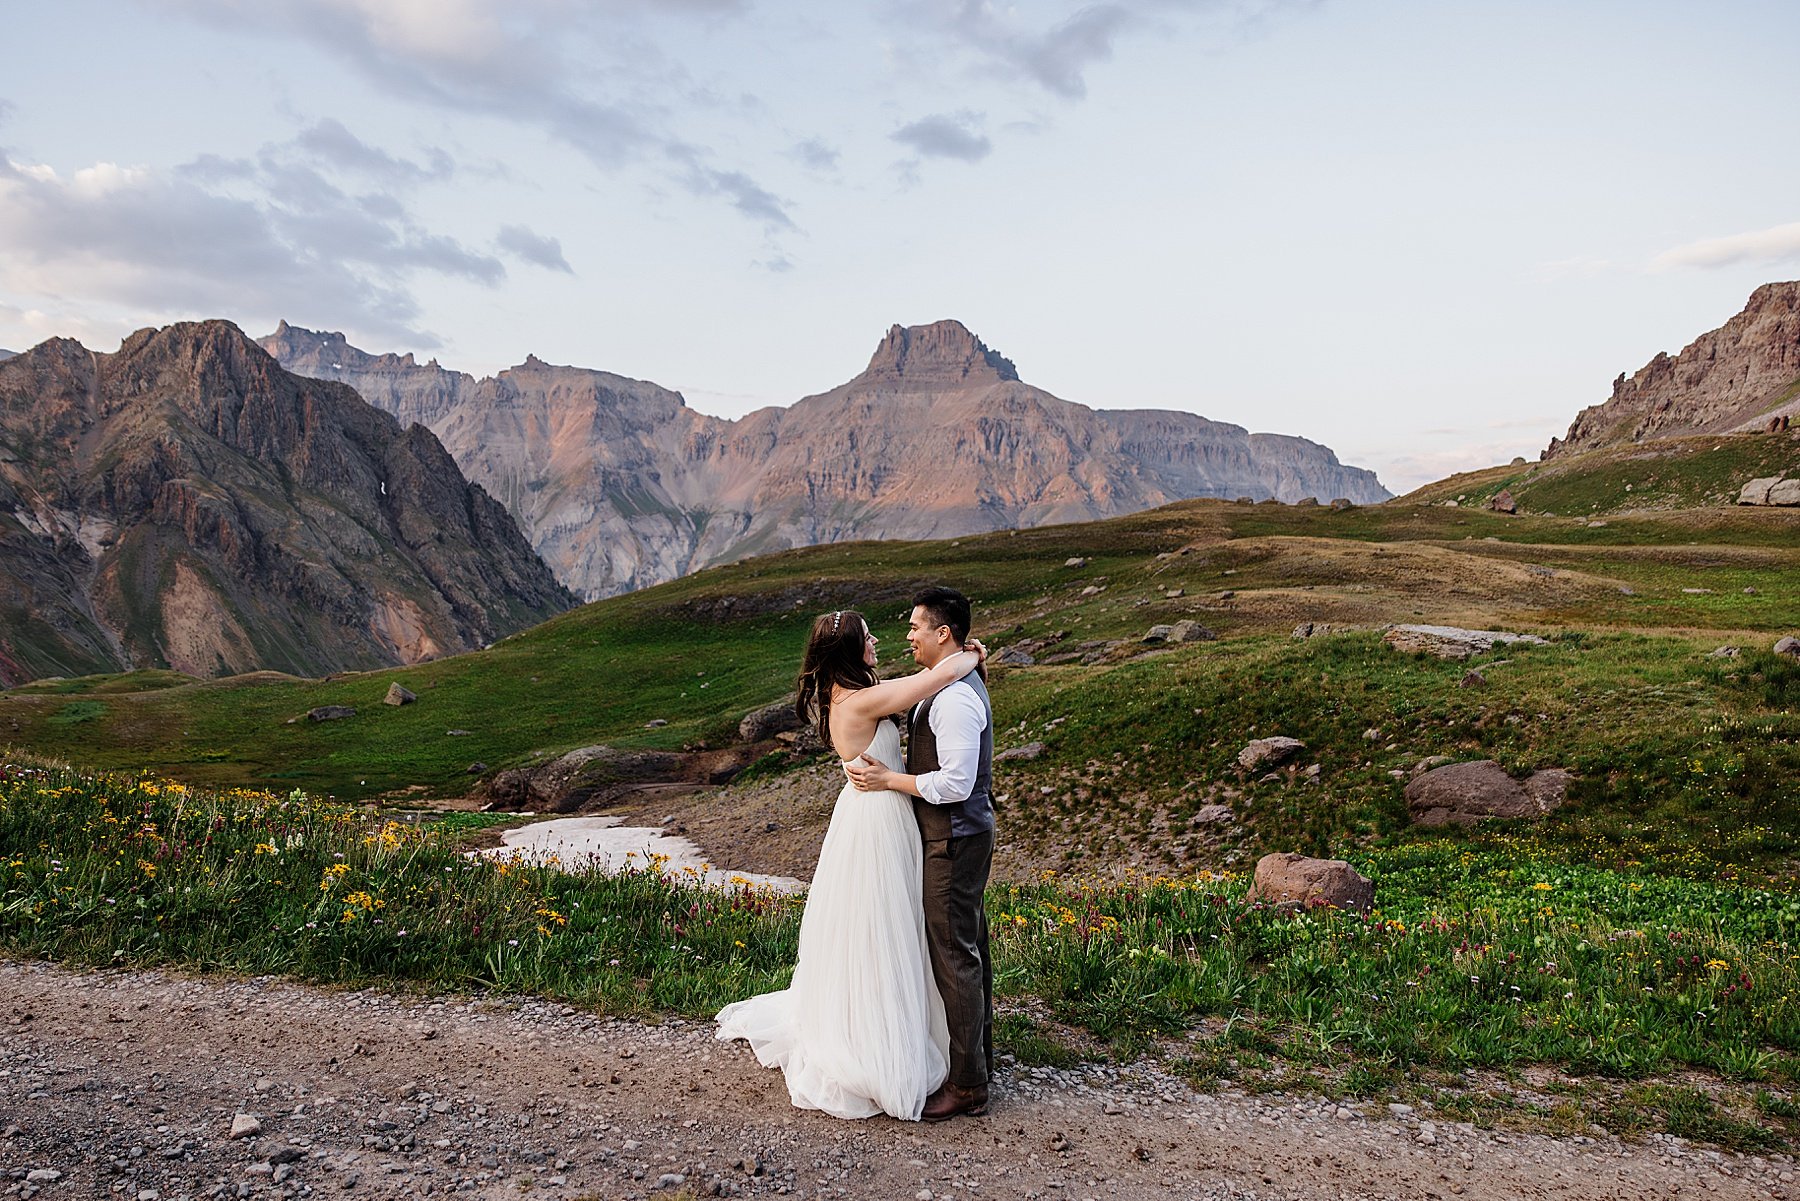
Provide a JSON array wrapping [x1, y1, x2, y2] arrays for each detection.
[[0, 321, 574, 686], [263, 320, 1390, 600], [1546, 282, 1800, 458]]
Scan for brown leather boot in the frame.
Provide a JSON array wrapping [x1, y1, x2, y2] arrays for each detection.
[[922, 1081, 989, 1123]]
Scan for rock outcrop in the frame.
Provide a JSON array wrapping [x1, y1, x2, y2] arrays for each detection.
[[0, 321, 574, 686], [263, 320, 1391, 600], [1404, 760, 1572, 827], [737, 697, 803, 743], [482, 742, 765, 813], [1546, 282, 1800, 457], [1738, 476, 1800, 506], [1237, 736, 1305, 771], [1382, 625, 1549, 661]]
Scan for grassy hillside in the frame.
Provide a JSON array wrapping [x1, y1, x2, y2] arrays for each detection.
[[5, 473, 1798, 883], [1402, 430, 1800, 515]]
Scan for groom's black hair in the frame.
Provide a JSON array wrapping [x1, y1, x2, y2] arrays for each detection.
[[911, 585, 971, 646]]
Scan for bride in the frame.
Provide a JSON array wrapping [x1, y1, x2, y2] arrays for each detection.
[[715, 609, 984, 1120]]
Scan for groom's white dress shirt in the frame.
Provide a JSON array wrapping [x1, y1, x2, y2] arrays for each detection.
[[913, 678, 986, 807]]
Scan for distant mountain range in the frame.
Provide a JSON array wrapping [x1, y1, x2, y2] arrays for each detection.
[[1546, 281, 1800, 458], [0, 322, 573, 686], [262, 319, 1391, 599]]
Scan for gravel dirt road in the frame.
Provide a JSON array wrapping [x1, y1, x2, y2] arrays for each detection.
[[0, 960, 1788, 1201]]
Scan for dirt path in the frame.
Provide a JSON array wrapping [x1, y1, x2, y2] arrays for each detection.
[[0, 960, 1788, 1201]]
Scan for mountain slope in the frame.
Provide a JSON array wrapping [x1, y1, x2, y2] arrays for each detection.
[[0, 321, 575, 685], [1546, 282, 1800, 458], [262, 320, 1390, 600]]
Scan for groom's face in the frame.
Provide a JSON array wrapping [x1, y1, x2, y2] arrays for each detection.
[[906, 605, 952, 668]]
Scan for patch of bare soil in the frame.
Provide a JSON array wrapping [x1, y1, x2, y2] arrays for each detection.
[[606, 761, 1095, 886], [0, 961, 1785, 1201]]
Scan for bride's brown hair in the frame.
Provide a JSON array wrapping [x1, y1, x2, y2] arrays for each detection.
[[795, 610, 877, 745]]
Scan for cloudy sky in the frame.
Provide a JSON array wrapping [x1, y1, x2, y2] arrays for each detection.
[[3, 0, 1797, 492]]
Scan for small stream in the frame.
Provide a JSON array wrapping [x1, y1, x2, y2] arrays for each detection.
[[472, 815, 804, 893]]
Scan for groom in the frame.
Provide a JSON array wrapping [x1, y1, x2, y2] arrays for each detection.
[[846, 585, 995, 1122]]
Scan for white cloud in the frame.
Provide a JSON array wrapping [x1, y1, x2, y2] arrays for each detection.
[[1651, 221, 1800, 271], [0, 147, 504, 347], [152, 0, 796, 229]]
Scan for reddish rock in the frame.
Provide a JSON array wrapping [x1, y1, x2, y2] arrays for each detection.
[[1489, 489, 1517, 514], [1246, 853, 1374, 913]]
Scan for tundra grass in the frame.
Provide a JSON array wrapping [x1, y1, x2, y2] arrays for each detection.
[[5, 496, 1797, 801], [1, 759, 1795, 1148]]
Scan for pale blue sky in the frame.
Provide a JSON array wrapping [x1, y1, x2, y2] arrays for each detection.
[[2, 0, 1796, 491]]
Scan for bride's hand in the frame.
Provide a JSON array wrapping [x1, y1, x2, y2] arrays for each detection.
[[964, 638, 987, 667]]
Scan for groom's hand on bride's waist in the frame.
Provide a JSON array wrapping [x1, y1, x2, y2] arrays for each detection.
[[846, 754, 902, 793]]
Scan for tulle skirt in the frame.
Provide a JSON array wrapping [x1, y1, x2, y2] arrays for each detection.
[[715, 779, 949, 1120]]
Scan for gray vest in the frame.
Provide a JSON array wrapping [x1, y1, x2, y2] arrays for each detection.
[[907, 673, 995, 840]]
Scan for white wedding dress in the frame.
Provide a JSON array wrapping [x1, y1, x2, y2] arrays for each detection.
[[715, 720, 950, 1119]]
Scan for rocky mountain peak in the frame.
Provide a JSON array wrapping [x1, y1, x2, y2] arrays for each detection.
[[261, 321, 419, 374], [855, 320, 1019, 389], [0, 321, 572, 684], [266, 321, 1389, 601], [1546, 281, 1800, 457]]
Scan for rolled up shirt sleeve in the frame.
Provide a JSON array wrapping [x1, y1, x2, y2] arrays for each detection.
[[915, 682, 986, 806]]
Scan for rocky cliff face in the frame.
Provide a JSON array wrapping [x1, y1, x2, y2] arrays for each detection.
[[1546, 282, 1800, 458], [263, 319, 1390, 600], [0, 322, 574, 686]]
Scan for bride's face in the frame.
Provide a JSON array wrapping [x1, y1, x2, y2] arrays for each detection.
[[860, 622, 879, 668]]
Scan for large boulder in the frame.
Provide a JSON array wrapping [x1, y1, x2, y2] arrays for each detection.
[[1142, 620, 1217, 645], [1405, 760, 1572, 827], [1382, 625, 1549, 661], [1739, 476, 1783, 505], [1237, 736, 1305, 771], [1774, 636, 1800, 658], [1770, 479, 1800, 506], [1246, 853, 1374, 913], [1489, 489, 1517, 514], [384, 683, 416, 706], [486, 744, 683, 813], [483, 743, 764, 813], [994, 741, 1047, 762], [739, 696, 803, 742]]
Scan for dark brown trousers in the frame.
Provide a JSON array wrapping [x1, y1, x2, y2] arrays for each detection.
[[922, 829, 994, 1088]]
